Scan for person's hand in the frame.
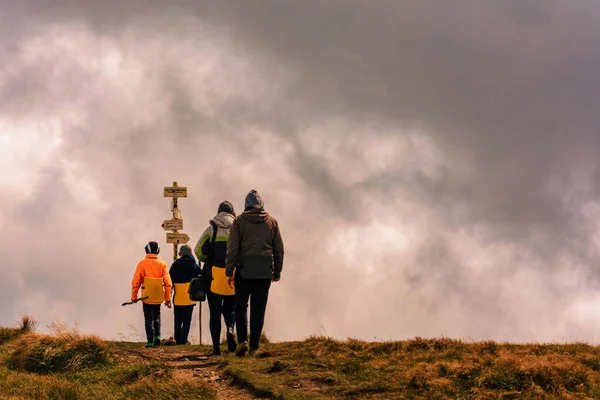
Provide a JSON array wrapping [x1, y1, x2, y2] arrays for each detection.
[[165, 301, 172, 309], [227, 277, 235, 289], [272, 276, 281, 282]]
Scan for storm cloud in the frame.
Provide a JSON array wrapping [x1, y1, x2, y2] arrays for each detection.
[[2, 1, 600, 343]]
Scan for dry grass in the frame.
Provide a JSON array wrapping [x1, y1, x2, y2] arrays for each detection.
[[0, 318, 216, 400], [220, 336, 600, 399], [6, 331, 112, 374], [0, 315, 38, 346], [18, 315, 38, 333], [0, 363, 216, 400], [5, 315, 600, 399]]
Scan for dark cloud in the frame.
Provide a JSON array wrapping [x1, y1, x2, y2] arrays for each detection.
[[1, 1, 600, 342]]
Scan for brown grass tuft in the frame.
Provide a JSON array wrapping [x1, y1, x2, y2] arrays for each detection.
[[18, 315, 38, 333], [7, 331, 111, 374], [0, 316, 39, 346]]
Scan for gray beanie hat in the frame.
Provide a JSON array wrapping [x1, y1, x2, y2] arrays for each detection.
[[179, 244, 192, 256]]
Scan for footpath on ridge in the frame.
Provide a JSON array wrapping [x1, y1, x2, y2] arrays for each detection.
[[118, 344, 257, 400]]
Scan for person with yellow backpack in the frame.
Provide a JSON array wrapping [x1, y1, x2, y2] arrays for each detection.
[[131, 241, 173, 348], [169, 244, 201, 345], [195, 201, 237, 356]]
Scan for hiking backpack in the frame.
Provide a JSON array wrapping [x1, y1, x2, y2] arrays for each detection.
[[187, 221, 218, 302]]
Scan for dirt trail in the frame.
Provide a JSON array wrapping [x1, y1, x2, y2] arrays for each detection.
[[120, 345, 258, 400]]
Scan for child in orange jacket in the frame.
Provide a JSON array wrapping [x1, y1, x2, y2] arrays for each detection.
[[131, 241, 173, 348]]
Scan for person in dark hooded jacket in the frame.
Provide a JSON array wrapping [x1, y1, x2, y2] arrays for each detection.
[[226, 190, 284, 356], [194, 201, 237, 355], [169, 244, 201, 345]]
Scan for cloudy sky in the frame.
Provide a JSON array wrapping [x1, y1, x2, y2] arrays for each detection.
[[2, 1, 600, 343]]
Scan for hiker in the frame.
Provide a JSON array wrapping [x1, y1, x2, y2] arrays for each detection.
[[226, 190, 284, 356], [194, 201, 237, 356], [169, 244, 201, 345], [131, 241, 173, 348]]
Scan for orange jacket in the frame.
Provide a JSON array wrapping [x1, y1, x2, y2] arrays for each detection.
[[131, 254, 173, 304]]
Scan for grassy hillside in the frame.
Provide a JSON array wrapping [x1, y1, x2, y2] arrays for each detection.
[[2, 317, 600, 399], [0, 317, 215, 400], [221, 337, 600, 399]]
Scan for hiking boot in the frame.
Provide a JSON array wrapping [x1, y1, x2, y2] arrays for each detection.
[[209, 347, 221, 357], [235, 341, 248, 357], [145, 342, 154, 348], [226, 329, 237, 353], [153, 336, 161, 347], [248, 347, 258, 356]]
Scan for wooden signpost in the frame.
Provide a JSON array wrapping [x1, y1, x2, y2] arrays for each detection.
[[163, 182, 189, 261], [166, 233, 190, 244], [162, 218, 183, 231], [163, 182, 202, 344]]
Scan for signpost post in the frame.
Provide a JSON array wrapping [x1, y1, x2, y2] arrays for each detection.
[[163, 182, 202, 345]]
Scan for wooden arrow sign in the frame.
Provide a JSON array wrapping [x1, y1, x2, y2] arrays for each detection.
[[162, 219, 183, 231], [166, 232, 190, 244], [164, 186, 187, 198]]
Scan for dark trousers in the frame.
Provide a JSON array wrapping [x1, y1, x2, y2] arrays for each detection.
[[142, 303, 161, 343], [234, 269, 272, 350], [207, 291, 235, 349], [173, 305, 195, 345]]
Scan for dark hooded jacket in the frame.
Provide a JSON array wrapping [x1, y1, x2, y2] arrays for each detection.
[[169, 254, 201, 284], [225, 208, 284, 278]]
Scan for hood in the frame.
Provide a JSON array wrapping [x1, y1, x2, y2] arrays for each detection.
[[240, 208, 269, 224], [218, 200, 235, 215], [244, 190, 264, 211], [212, 211, 235, 228]]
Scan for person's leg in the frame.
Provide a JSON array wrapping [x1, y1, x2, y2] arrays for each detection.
[[249, 279, 272, 351], [207, 292, 223, 352], [222, 295, 236, 352], [153, 304, 161, 346], [173, 306, 182, 344], [142, 303, 154, 345], [234, 269, 250, 355], [180, 305, 194, 345]]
